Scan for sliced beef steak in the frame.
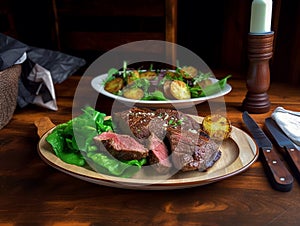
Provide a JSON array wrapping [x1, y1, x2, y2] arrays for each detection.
[[113, 107, 156, 140], [155, 108, 201, 134], [113, 107, 200, 140], [167, 129, 221, 172], [94, 131, 149, 161], [112, 107, 221, 172], [147, 133, 172, 173]]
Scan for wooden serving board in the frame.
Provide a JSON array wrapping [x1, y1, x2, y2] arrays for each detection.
[[35, 116, 258, 190]]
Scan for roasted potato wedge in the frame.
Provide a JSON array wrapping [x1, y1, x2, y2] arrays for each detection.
[[165, 70, 180, 79], [139, 71, 157, 80], [126, 70, 140, 85], [104, 77, 124, 93], [163, 80, 174, 99], [197, 79, 213, 89], [170, 80, 191, 100], [202, 114, 232, 140], [180, 66, 198, 79], [123, 87, 144, 100]]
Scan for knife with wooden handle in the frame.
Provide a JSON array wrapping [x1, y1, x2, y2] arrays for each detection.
[[242, 112, 293, 192], [265, 117, 300, 182]]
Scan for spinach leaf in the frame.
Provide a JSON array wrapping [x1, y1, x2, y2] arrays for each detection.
[[142, 90, 168, 100], [190, 75, 231, 98]]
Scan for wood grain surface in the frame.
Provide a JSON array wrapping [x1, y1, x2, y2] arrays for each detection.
[[1, 72, 300, 225]]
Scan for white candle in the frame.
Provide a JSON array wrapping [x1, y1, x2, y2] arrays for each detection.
[[250, 0, 273, 33]]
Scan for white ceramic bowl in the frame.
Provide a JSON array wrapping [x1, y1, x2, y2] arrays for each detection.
[[91, 73, 232, 109]]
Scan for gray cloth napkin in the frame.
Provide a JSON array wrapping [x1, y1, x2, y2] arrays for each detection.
[[271, 107, 300, 148], [1, 33, 86, 111]]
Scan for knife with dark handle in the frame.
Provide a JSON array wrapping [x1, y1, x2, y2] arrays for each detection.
[[242, 112, 293, 192], [265, 117, 300, 182]]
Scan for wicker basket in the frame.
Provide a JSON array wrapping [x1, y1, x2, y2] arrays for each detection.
[[0, 64, 21, 129]]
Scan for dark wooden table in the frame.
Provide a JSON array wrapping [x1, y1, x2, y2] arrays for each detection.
[[1, 72, 300, 225]]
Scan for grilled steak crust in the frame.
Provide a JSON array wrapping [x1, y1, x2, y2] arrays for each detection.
[[113, 107, 156, 140], [113, 107, 200, 140], [155, 108, 201, 133], [94, 131, 149, 161]]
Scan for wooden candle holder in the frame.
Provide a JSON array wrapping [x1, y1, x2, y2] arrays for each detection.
[[242, 32, 274, 114]]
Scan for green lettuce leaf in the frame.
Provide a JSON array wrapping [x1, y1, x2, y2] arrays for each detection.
[[45, 106, 147, 177]]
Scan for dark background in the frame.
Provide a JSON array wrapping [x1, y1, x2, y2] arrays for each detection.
[[1, 0, 300, 84]]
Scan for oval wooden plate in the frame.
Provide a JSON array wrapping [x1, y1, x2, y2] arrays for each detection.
[[36, 116, 258, 190]]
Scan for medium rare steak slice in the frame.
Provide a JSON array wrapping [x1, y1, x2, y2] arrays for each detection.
[[94, 131, 149, 161], [147, 133, 172, 173], [168, 130, 221, 172]]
